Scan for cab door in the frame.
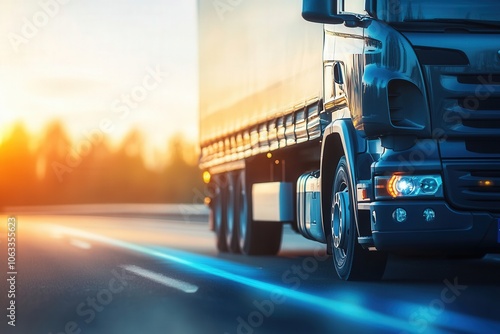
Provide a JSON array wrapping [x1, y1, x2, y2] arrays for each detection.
[[324, 0, 365, 123]]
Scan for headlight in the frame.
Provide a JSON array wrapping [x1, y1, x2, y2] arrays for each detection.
[[375, 175, 443, 199]]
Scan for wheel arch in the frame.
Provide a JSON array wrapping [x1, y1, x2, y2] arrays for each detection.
[[320, 119, 366, 242]]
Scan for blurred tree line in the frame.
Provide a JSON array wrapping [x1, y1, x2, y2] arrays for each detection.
[[0, 121, 204, 206]]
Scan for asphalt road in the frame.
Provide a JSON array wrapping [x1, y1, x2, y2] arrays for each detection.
[[1, 208, 499, 334]]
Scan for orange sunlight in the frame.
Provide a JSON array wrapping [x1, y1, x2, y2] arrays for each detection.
[[0, 121, 203, 207]]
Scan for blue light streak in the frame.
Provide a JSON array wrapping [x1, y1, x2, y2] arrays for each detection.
[[49, 224, 500, 334]]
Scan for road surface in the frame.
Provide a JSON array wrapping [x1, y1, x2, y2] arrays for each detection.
[[0, 206, 499, 334]]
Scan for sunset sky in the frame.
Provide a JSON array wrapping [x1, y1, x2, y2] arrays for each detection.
[[0, 0, 198, 162]]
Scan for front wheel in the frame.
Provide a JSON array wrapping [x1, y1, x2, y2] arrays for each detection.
[[331, 157, 387, 280]]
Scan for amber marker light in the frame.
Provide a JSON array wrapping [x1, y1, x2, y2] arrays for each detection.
[[479, 180, 494, 187], [202, 171, 211, 184], [387, 175, 399, 198]]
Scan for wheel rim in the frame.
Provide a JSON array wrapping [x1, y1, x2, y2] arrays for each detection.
[[332, 191, 349, 249], [332, 177, 351, 270]]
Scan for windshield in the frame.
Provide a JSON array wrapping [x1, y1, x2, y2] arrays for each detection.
[[376, 0, 500, 23]]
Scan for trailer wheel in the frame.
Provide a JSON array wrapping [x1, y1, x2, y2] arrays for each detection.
[[237, 170, 282, 255], [331, 157, 387, 280], [225, 173, 241, 253], [213, 177, 228, 252]]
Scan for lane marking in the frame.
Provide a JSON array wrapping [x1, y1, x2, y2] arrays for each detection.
[[69, 239, 92, 250], [122, 265, 198, 294]]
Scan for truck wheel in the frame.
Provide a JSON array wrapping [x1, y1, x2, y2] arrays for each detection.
[[213, 177, 228, 252], [225, 173, 241, 253], [331, 157, 387, 280], [237, 170, 282, 255]]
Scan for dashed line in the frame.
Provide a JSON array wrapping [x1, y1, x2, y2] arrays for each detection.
[[122, 265, 198, 294], [70, 239, 92, 250]]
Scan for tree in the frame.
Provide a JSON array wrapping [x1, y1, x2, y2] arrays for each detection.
[[0, 123, 38, 205], [162, 134, 204, 203]]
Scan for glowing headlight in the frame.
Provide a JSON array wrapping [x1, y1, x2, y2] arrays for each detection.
[[394, 177, 416, 196], [375, 175, 443, 199]]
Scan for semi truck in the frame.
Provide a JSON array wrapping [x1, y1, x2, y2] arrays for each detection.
[[198, 0, 500, 280]]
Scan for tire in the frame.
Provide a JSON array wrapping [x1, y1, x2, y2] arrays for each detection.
[[213, 176, 228, 252], [331, 157, 387, 281], [237, 170, 282, 255], [225, 173, 241, 253]]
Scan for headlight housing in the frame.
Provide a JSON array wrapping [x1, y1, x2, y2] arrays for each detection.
[[375, 175, 443, 199]]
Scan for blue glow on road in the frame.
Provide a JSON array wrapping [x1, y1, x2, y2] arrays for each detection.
[[150, 246, 265, 278], [392, 300, 500, 334], [49, 224, 500, 334]]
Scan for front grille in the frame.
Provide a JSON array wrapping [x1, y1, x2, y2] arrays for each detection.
[[458, 97, 500, 111], [462, 119, 500, 129], [457, 74, 500, 85], [414, 47, 469, 66], [466, 140, 500, 154], [449, 83, 500, 132], [444, 162, 500, 212]]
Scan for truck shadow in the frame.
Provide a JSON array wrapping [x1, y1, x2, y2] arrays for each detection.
[[384, 254, 500, 284]]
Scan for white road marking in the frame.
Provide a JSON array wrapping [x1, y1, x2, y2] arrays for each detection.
[[121, 265, 198, 294], [70, 239, 92, 250]]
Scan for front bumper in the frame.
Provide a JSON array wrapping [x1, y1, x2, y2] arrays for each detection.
[[371, 201, 500, 252]]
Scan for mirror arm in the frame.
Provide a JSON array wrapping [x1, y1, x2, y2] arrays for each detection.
[[339, 14, 363, 27]]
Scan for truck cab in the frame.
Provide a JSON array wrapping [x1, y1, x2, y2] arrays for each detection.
[[303, 0, 500, 279]]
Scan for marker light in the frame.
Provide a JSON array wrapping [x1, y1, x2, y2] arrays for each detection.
[[375, 175, 443, 199], [202, 171, 211, 184], [479, 180, 494, 187]]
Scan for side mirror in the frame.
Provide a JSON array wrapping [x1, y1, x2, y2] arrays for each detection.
[[302, 0, 343, 24]]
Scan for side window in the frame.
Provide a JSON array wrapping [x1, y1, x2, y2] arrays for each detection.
[[324, 62, 335, 103], [323, 61, 347, 111], [342, 0, 366, 14]]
